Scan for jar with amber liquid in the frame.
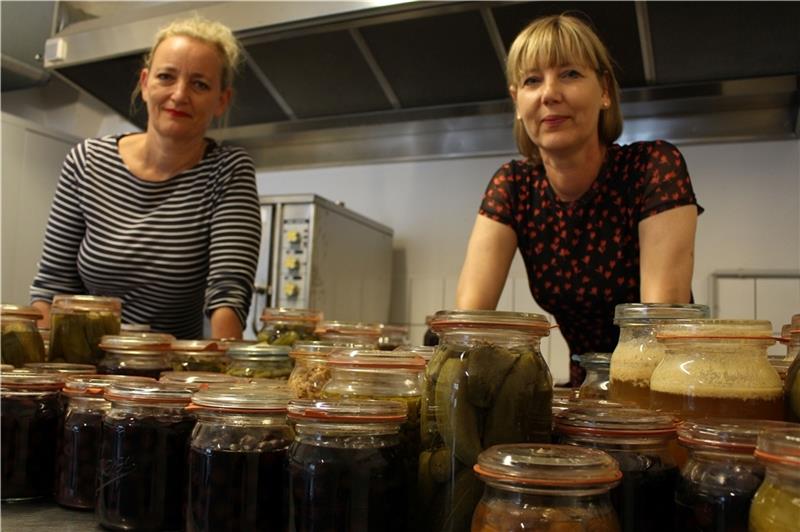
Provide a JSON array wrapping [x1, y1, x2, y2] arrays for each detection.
[[749, 427, 800, 532], [609, 303, 709, 408], [1, 304, 46, 367], [650, 320, 784, 420], [49, 295, 121, 364]]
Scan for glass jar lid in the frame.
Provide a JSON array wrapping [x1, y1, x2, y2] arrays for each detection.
[[191, 383, 290, 412], [22, 362, 97, 374], [326, 349, 426, 371], [1, 372, 64, 390], [120, 323, 151, 333], [105, 381, 193, 404], [394, 344, 434, 361], [577, 352, 611, 369], [227, 343, 291, 361], [613, 303, 709, 325], [755, 427, 800, 467], [377, 324, 409, 339], [287, 398, 407, 423], [159, 371, 240, 389], [99, 333, 175, 353], [474, 444, 622, 487], [0, 304, 43, 320], [259, 307, 323, 324], [656, 319, 775, 341], [170, 339, 226, 355], [316, 321, 382, 338], [0, 364, 13, 372], [678, 419, 799, 453], [63, 374, 156, 397], [555, 406, 678, 436], [430, 309, 550, 335], [51, 294, 121, 313]]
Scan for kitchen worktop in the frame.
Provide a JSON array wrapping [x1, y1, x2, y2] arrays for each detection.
[[1, 501, 102, 531]]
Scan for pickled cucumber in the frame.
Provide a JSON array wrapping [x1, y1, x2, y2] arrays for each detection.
[[435, 358, 483, 466], [1, 324, 45, 366], [466, 344, 519, 408], [50, 311, 119, 364]]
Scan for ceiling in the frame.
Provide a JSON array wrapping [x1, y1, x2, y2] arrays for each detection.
[[14, 1, 800, 168]]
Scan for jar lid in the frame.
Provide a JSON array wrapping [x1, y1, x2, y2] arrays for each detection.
[[656, 319, 775, 341], [377, 324, 409, 337], [316, 321, 382, 338], [120, 323, 151, 333], [260, 307, 322, 323], [227, 343, 291, 361], [63, 374, 156, 396], [0, 364, 13, 372], [474, 444, 622, 487], [326, 349, 426, 371], [678, 419, 799, 453], [613, 303, 709, 324], [51, 294, 121, 312], [99, 333, 174, 352], [191, 383, 290, 412], [0, 304, 43, 320], [555, 406, 678, 436], [105, 381, 193, 404], [22, 362, 97, 374], [170, 340, 226, 355], [395, 344, 434, 361], [1, 372, 65, 390], [429, 310, 550, 335], [577, 352, 611, 368], [755, 427, 800, 467], [159, 371, 241, 387], [287, 399, 407, 423]]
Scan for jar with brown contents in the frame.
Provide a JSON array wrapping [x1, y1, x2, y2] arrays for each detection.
[[97, 333, 175, 379]]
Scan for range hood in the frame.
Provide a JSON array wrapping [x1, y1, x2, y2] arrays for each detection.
[[42, 1, 800, 169]]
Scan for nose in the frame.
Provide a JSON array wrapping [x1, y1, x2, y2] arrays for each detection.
[[171, 78, 189, 103], [540, 73, 562, 105]]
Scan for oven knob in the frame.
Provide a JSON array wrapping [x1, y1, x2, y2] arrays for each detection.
[[286, 230, 301, 244], [283, 282, 299, 297], [284, 257, 299, 271]]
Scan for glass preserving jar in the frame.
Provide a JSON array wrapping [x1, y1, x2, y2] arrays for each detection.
[[578, 352, 611, 400], [0, 304, 46, 366], [38, 327, 50, 358], [316, 320, 381, 346], [555, 406, 679, 532], [186, 384, 294, 532], [170, 339, 228, 373], [55, 374, 155, 509], [782, 316, 800, 361], [769, 357, 791, 385], [675, 419, 797, 532], [424, 314, 440, 347], [749, 427, 800, 531], [288, 399, 408, 532], [423, 310, 553, 532], [609, 303, 709, 408], [159, 371, 241, 391], [49, 294, 121, 364], [257, 307, 322, 345], [226, 343, 293, 379], [23, 362, 97, 374], [97, 333, 175, 379], [1, 364, 13, 372], [787, 353, 800, 422], [287, 341, 336, 399], [377, 324, 410, 351], [0, 372, 64, 501], [120, 323, 150, 334], [471, 444, 622, 532], [97, 382, 195, 531], [650, 320, 784, 420]]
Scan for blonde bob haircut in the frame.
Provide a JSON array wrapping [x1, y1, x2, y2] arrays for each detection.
[[507, 14, 623, 163]]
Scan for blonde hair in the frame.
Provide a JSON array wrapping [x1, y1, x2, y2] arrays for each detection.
[[506, 14, 623, 163]]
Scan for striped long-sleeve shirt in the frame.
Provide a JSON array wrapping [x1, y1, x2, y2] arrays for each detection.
[[30, 134, 262, 339]]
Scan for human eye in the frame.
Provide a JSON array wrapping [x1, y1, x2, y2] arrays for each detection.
[[522, 74, 542, 86], [192, 79, 211, 91], [155, 71, 174, 83], [561, 68, 584, 80]]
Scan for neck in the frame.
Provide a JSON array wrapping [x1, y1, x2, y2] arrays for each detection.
[[541, 141, 607, 202], [140, 131, 207, 181]]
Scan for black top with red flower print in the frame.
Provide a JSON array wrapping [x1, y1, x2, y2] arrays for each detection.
[[480, 141, 701, 357]]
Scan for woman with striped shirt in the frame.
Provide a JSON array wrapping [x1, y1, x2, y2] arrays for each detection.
[[30, 16, 261, 340]]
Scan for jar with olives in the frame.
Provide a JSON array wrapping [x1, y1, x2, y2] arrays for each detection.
[[257, 307, 322, 345], [1, 304, 46, 366], [226, 343, 293, 379], [424, 310, 553, 532], [749, 427, 800, 531], [170, 339, 228, 372], [49, 295, 121, 364], [97, 333, 175, 379]]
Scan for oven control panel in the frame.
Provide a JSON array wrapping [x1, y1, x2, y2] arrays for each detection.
[[276, 204, 312, 308]]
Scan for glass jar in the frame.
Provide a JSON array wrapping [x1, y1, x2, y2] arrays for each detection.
[[782, 316, 800, 361], [97, 333, 175, 379], [377, 324, 410, 351], [49, 294, 121, 364], [769, 357, 792, 385], [23, 362, 97, 374], [675, 419, 797, 532], [609, 303, 709, 408], [287, 341, 336, 399], [186, 384, 294, 532], [316, 320, 381, 346], [1, 364, 13, 372], [38, 327, 50, 358], [97, 382, 195, 531], [578, 352, 611, 400], [749, 427, 800, 531], [257, 307, 322, 345], [787, 353, 800, 422], [55, 374, 155, 509], [650, 320, 784, 420], [120, 323, 150, 334], [159, 371, 241, 391], [287, 399, 408, 532], [555, 406, 678, 532], [423, 310, 553, 532], [423, 314, 440, 347], [1, 372, 64, 501], [170, 339, 228, 372], [471, 444, 622, 531], [226, 343, 293, 379], [0, 304, 46, 366]]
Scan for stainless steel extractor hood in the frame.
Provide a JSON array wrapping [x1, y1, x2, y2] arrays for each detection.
[[36, 1, 800, 169]]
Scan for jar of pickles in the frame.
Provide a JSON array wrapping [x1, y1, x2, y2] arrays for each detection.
[[555, 406, 678, 532], [186, 384, 294, 532], [226, 343, 293, 379], [651, 320, 784, 420], [609, 303, 709, 408], [377, 324, 410, 351], [749, 427, 800, 531], [170, 339, 228, 372], [49, 294, 121, 364], [424, 310, 553, 532], [159, 371, 240, 391], [97, 382, 195, 530], [257, 307, 322, 345], [578, 352, 611, 400], [287, 399, 408, 532], [675, 419, 797, 531], [471, 444, 622, 531], [1, 304, 46, 366], [55, 374, 155, 509], [316, 320, 381, 346], [97, 333, 175, 379], [1, 372, 64, 501]]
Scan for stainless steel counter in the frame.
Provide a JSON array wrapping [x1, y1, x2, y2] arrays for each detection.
[[1, 501, 101, 531]]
